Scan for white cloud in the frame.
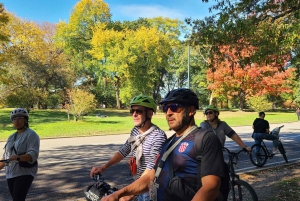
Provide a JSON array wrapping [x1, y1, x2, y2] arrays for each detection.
[[114, 4, 185, 20]]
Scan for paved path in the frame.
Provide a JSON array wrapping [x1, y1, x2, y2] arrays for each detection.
[[0, 122, 299, 201]]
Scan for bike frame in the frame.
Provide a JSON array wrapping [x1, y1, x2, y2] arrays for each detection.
[[224, 148, 246, 199], [260, 140, 274, 159]]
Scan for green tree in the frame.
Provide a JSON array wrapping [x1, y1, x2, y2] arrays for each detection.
[[0, 14, 75, 108], [65, 88, 97, 121], [187, 0, 300, 76], [89, 18, 183, 105]]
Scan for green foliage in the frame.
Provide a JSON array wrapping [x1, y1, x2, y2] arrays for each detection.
[[0, 108, 297, 141], [46, 93, 61, 109], [246, 96, 273, 112], [0, 3, 9, 42], [5, 88, 38, 112], [65, 88, 97, 121]]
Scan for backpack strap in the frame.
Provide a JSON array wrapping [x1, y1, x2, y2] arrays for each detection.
[[193, 127, 209, 190]]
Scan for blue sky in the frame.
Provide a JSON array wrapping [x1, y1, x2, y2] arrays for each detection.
[[1, 0, 214, 23]]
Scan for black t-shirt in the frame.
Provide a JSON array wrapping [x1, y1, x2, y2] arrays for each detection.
[[253, 118, 269, 133]]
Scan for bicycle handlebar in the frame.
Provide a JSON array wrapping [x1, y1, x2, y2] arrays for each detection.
[[223, 147, 248, 156]]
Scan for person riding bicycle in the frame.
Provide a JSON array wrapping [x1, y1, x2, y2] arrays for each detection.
[[0, 108, 40, 201], [101, 88, 228, 201], [200, 105, 251, 152], [90, 95, 167, 201], [252, 112, 279, 154]]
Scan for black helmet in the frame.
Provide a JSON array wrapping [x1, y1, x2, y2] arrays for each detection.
[[159, 88, 199, 109]]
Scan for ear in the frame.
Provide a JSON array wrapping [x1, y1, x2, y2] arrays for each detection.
[[188, 106, 196, 116], [147, 109, 154, 119]]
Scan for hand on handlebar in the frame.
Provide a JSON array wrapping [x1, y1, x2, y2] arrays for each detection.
[[244, 147, 252, 152], [90, 164, 107, 179]]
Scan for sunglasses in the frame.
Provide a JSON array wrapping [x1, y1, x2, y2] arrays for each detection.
[[130, 109, 145, 115], [11, 116, 25, 121], [162, 104, 184, 113], [205, 111, 214, 115]]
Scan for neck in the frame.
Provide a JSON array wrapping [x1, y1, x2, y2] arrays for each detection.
[[138, 121, 152, 133], [176, 124, 195, 137], [17, 127, 27, 134], [208, 119, 218, 128]]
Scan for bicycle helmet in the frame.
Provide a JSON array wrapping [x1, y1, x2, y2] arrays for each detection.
[[159, 88, 199, 109], [10, 108, 29, 120], [130, 95, 157, 113], [204, 105, 219, 114]]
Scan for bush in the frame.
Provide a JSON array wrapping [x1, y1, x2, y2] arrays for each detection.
[[246, 96, 272, 112]]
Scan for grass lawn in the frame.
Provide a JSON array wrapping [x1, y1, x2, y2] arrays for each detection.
[[0, 108, 297, 141]]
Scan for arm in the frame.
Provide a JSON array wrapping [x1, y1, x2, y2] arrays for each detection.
[[9, 154, 33, 162], [231, 133, 251, 152], [191, 175, 221, 201], [90, 152, 124, 178], [0, 157, 5, 170], [101, 169, 155, 201]]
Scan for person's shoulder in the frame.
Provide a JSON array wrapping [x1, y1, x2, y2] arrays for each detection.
[[151, 125, 167, 139], [194, 127, 215, 139], [26, 128, 38, 135]]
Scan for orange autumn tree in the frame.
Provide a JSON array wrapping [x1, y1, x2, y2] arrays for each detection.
[[207, 45, 294, 110]]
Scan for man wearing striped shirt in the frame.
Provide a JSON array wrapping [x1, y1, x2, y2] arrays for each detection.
[[90, 95, 167, 201]]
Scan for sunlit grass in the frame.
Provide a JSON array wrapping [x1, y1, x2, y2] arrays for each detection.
[[0, 108, 297, 141]]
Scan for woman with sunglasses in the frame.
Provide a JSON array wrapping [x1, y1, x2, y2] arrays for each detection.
[[90, 95, 166, 201], [200, 105, 251, 151], [0, 108, 40, 201]]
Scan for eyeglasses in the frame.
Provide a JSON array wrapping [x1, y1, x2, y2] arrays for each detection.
[[205, 111, 214, 115], [162, 104, 184, 113], [130, 109, 145, 115], [11, 116, 24, 121]]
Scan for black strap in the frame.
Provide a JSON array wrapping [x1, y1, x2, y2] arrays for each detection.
[[194, 129, 207, 189]]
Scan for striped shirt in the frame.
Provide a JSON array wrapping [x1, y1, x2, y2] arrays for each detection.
[[119, 125, 167, 178]]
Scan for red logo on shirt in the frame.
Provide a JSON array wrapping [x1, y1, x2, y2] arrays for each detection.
[[178, 142, 189, 153]]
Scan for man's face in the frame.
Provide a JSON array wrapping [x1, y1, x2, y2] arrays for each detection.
[[205, 110, 217, 121], [12, 116, 26, 130], [163, 103, 185, 131], [130, 106, 147, 127]]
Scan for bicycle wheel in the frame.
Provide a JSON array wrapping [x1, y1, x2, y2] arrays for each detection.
[[228, 180, 258, 201], [278, 141, 288, 163], [250, 144, 267, 167]]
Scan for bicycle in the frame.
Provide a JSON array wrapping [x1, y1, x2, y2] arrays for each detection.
[[84, 174, 119, 201], [250, 125, 288, 167], [223, 147, 258, 201]]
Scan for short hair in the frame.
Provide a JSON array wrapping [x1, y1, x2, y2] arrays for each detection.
[[259, 112, 265, 117]]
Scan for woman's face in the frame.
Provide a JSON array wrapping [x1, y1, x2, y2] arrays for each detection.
[[12, 116, 26, 130]]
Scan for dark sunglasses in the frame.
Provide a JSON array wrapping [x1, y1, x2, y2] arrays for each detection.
[[130, 109, 145, 115], [205, 111, 214, 115], [162, 104, 184, 113]]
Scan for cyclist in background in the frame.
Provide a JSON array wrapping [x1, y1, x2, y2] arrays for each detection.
[[252, 112, 278, 154], [200, 105, 251, 152], [90, 95, 167, 201]]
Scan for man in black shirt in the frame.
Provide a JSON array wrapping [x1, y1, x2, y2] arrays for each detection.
[[252, 112, 278, 155]]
